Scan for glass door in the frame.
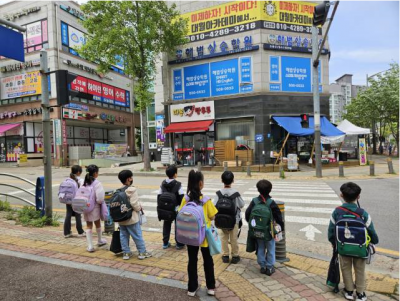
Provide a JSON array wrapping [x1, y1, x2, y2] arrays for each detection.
[[182, 135, 194, 166], [194, 133, 207, 165], [0, 138, 5, 163]]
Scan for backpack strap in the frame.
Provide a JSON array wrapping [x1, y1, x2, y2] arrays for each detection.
[[171, 181, 181, 194], [228, 192, 240, 200], [336, 206, 362, 218], [216, 190, 223, 199]]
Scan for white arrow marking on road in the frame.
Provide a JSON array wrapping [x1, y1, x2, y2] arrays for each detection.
[[299, 224, 322, 241]]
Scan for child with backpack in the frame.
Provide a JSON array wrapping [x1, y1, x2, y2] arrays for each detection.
[[176, 170, 218, 297], [245, 180, 284, 276], [213, 171, 245, 264], [157, 165, 185, 250], [116, 170, 152, 260], [81, 165, 107, 252], [60, 165, 85, 238], [328, 182, 379, 301]]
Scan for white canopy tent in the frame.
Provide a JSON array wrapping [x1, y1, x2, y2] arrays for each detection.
[[337, 119, 371, 135]]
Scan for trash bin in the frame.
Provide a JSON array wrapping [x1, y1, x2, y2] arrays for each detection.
[[104, 190, 115, 234]]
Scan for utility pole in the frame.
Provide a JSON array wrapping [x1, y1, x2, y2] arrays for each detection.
[[312, 1, 339, 178], [40, 49, 52, 218]]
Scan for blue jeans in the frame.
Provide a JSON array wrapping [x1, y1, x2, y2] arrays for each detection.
[[256, 239, 276, 269], [120, 222, 146, 254]]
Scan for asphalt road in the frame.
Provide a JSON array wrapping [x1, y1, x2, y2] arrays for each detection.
[[0, 255, 195, 301], [326, 178, 399, 252]]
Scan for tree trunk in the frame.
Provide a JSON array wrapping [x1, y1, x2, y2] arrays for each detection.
[[141, 109, 151, 171]]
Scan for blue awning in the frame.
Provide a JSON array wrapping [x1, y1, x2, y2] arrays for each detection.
[[272, 116, 345, 137]]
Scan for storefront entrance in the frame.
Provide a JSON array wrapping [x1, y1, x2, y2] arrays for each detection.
[[174, 132, 214, 166]]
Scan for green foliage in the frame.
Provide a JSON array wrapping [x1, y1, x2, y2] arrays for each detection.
[[6, 206, 61, 227], [0, 200, 12, 212], [344, 63, 399, 150]]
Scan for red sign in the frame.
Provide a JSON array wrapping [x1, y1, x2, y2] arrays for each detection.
[[114, 87, 126, 105], [62, 120, 67, 145], [87, 79, 102, 101], [70, 76, 87, 93], [102, 83, 114, 104]]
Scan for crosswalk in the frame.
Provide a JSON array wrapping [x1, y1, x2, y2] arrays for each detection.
[[139, 180, 343, 233]]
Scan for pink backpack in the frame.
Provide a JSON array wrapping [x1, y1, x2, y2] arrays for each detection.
[[72, 181, 96, 214]]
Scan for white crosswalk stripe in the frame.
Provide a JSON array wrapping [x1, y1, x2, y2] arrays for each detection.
[[138, 180, 339, 232]]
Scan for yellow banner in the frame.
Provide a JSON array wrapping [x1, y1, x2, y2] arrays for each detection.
[[261, 1, 316, 27], [180, 1, 317, 37], [0, 70, 42, 99], [181, 1, 260, 35]]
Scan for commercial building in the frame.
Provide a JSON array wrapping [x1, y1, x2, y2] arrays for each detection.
[[0, 1, 139, 165], [155, 1, 331, 166], [329, 74, 365, 124]]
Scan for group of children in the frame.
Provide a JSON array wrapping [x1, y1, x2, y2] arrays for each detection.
[[62, 164, 378, 301]]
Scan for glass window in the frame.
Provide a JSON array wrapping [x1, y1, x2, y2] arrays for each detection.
[[2, 100, 8, 105], [89, 100, 95, 105], [217, 119, 255, 149], [16, 98, 22, 103], [148, 126, 156, 143], [9, 99, 15, 104], [103, 103, 109, 108], [96, 102, 102, 106], [26, 122, 34, 136], [90, 128, 103, 139]]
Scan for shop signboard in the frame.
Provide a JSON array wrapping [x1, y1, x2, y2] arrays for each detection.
[[183, 63, 210, 100], [70, 75, 88, 93], [61, 22, 86, 56], [156, 115, 165, 146], [359, 138, 367, 166], [170, 100, 214, 123], [0, 71, 42, 99], [19, 154, 28, 163], [114, 87, 126, 106], [101, 84, 115, 104], [94, 143, 127, 159], [210, 58, 239, 97], [173, 69, 183, 92], [179, 1, 318, 42], [269, 56, 312, 93], [173, 56, 253, 101], [63, 108, 83, 120], [87, 79, 102, 101], [255, 134, 264, 143]]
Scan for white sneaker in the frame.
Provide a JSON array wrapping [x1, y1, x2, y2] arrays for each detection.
[[344, 289, 354, 300], [87, 247, 95, 253], [138, 251, 152, 260], [356, 292, 367, 301], [123, 252, 133, 260], [97, 238, 107, 246], [207, 289, 215, 296], [187, 286, 200, 297], [64, 233, 73, 238], [78, 232, 86, 237]]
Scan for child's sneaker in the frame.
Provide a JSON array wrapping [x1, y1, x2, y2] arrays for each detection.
[[343, 289, 354, 300], [64, 233, 73, 238], [175, 244, 185, 250], [222, 256, 229, 263], [123, 252, 133, 260], [97, 238, 107, 247], [207, 289, 215, 296], [231, 256, 240, 264], [356, 292, 367, 301], [163, 242, 171, 249], [266, 266, 275, 276], [77, 232, 86, 237], [187, 286, 200, 297], [138, 251, 152, 260]]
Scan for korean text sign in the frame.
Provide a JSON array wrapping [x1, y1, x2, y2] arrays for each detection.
[[0, 71, 42, 99], [183, 63, 210, 100], [210, 58, 239, 97]]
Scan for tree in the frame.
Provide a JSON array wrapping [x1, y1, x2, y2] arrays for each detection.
[[80, 1, 187, 170], [344, 63, 399, 155]]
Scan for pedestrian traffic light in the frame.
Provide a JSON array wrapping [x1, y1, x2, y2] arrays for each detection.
[[300, 114, 309, 128], [55, 70, 78, 106], [313, 1, 330, 26]]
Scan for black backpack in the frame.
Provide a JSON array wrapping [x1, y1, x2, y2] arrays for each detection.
[[215, 191, 240, 230], [109, 186, 132, 222], [157, 181, 181, 221]]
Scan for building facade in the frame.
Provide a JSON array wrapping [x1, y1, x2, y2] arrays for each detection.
[[329, 74, 365, 124], [155, 1, 331, 165], [0, 1, 139, 165]]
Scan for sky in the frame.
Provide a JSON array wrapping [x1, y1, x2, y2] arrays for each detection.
[[0, 0, 399, 85], [328, 1, 399, 84]]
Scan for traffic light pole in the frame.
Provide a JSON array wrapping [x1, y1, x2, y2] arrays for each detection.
[[312, 26, 322, 178], [40, 49, 53, 218]]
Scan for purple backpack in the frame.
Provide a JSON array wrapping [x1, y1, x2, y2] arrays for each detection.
[[58, 178, 78, 205], [72, 181, 96, 214], [176, 195, 208, 246]]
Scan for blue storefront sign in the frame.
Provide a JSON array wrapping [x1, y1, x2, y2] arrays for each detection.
[[240, 84, 253, 93], [270, 84, 281, 91], [61, 22, 69, 46], [210, 58, 239, 97], [255, 134, 264, 143], [270, 56, 280, 82], [281, 56, 311, 93], [183, 63, 210, 100], [173, 93, 184, 101], [173, 69, 183, 92], [240, 57, 252, 83]]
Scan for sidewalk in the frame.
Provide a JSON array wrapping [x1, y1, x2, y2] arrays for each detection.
[[0, 214, 397, 301], [0, 155, 398, 181]]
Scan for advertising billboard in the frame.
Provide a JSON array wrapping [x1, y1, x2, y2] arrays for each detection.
[[24, 19, 48, 52], [180, 1, 318, 42], [173, 56, 253, 101], [170, 100, 215, 123], [0, 71, 42, 99], [269, 56, 315, 93]]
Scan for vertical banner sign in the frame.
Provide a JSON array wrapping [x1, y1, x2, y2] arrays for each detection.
[[210, 58, 239, 97], [87, 79, 102, 101], [269, 56, 281, 91], [280, 56, 311, 92], [359, 138, 367, 166], [125, 90, 131, 108], [54, 119, 62, 146], [62, 120, 67, 145], [183, 63, 210, 100], [240, 56, 253, 93], [156, 115, 165, 146], [61, 22, 69, 45], [173, 69, 183, 92]]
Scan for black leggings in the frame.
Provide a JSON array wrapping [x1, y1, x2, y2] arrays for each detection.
[[64, 204, 84, 236], [187, 245, 216, 292]]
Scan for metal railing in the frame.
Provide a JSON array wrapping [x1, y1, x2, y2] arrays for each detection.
[[0, 173, 37, 207]]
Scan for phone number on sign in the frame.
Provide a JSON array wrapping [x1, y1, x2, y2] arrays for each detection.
[[188, 22, 259, 42]]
